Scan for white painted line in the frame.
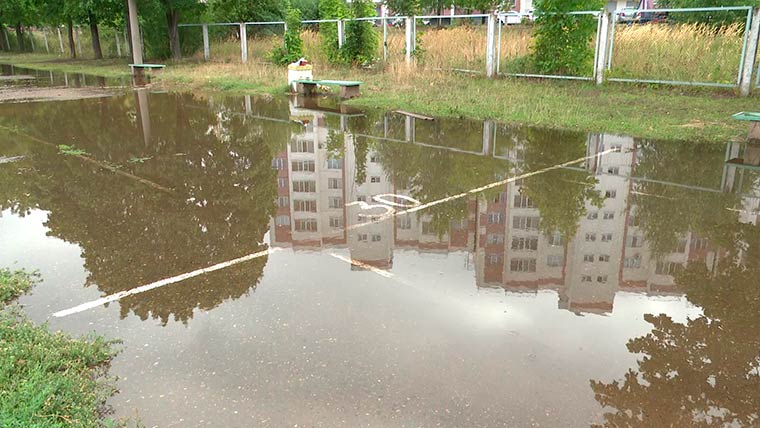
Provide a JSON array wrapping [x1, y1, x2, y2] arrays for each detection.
[[330, 253, 394, 278], [53, 248, 279, 318]]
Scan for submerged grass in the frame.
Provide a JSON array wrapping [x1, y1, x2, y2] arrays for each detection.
[[1, 51, 757, 143], [0, 268, 121, 428]]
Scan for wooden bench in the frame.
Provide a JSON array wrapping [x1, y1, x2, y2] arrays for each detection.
[[733, 112, 760, 142], [293, 79, 362, 99], [727, 112, 760, 168]]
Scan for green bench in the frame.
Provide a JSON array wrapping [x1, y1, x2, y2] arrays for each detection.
[[292, 79, 362, 99], [128, 64, 166, 75]]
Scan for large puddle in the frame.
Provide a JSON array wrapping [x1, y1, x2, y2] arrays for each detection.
[[1, 80, 759, 427]]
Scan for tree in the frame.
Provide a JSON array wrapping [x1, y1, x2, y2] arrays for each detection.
[[343, 0, 378, 65], [269, 6, 304, 65], [159, 0, 202, 61]]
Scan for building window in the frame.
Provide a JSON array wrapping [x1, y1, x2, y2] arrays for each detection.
[[488, 212, 503, 224], [369, 154, 378, 163], [513, 194, 534, 208], [605, 190, 617, 198], [398, 215, 412, 230], [327, 158, 342, 169], [277, 196, 289, 207], [628, 213, 638, 226], [358, 234, 368, 242], [278, 178, 288, 188], [603, 211, 615, 220], [656, 261, 683, 275], [601, 233, 613, 242], [585, 233, 597, 242], [292, 160, 315, 172], [692, 237, 709, 250], [511, 236, 538, 251], [488, 254, 502, 265], [624, 254, 642, 268], [513, 216, 540, 230], [677, 239, 687, 253], [549, 232, 563, 246], [294, 218, 317, 232], [275, 215, 290, 226], [581, 275, 592, 282], [357, 195, 367, 202], [451, 218, 468, 230], [597, 275, 608, 284], [598, 254, 610, 262], [547, 254, 563, 267], [422, 221, 435, 235], [372, 234, 382, 242], [626, 235, 643, 248], [293, 139, 314, 153], [330, 216, 343, 228], [328, 197, 343, 209], [607, 166, 620, 175], [510, 258, 537, 273], [294, 199, 317, 212], [370, 176, 381, 183], [587, 211, 598, 220], [583, 254, 594, 263], [328, 178, 342, 189], [272, 158, 286, 170], [487, 234, 505, 245], [293, 180, 316, 193]]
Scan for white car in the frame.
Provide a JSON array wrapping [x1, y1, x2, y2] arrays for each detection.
[[499, 11, 523, 25]]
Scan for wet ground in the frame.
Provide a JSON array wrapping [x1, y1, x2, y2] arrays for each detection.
[[1, 67, 759, 427]]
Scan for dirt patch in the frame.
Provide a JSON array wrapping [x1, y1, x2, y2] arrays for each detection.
[[0, 86, 114, 102]]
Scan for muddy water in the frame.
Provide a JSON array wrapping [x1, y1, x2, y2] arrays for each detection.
[[1, 87, 758, 428]]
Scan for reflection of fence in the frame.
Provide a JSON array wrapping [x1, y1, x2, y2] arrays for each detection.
[[173, 7, 760, 95]]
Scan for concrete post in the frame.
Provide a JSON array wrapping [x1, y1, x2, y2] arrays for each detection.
[[739, 8, 760, 97], [123, 28, 130, 55], [245, 95, 252, 115], [381, 6, 388, 61], [202, 24, 210, 60], [240, 23, 248, 64], [405, 116, 415, 142], [485, 12, 497, 78], [594, 12, 611, 86], [337, 19, 345, 49], [482, 120, 495, 155], [57, 27, 64, 53], [405, 16, 415, 64], [127, 0, 142, 63], [42, 28, 49, 53], [115, 29, 122, 57]]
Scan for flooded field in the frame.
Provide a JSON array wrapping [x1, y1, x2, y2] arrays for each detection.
[[1, 72, 759, 427]]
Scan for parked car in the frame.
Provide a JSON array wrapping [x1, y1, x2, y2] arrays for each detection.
[[635, 11, 668, 24], [617, 7, 638, 23], [498, 11, 523, 25]]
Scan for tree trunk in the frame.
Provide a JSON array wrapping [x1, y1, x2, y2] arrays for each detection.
[[0, 23, 8, 51], [88, 10, 103, 59], [15, 23, 25, 51], [166, 8, 181, 60], [67, 18, 77, 58]]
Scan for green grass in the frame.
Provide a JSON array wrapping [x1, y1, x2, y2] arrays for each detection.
[[1, 53, 758, 143], [0, 268, 121, 428]]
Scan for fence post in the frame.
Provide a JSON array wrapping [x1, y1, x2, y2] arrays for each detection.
[[75, 26, 82, 57], [594, 11, 611, 86], [240, 23, 248, 64], [42, 28, 49, 53], [405, 16, 415, 64], [381, 6, 388, 62], [337, 19, 345, 48], [56, 27, 64, 54], [29, 28, 35, 51], [739, 8, 760, 97], [202, 24, 210, 60], [115, 29, 122, 57], [485, 12, 497, 78]]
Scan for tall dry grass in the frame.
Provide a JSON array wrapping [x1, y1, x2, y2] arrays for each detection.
[[610, 22, 745, 84]]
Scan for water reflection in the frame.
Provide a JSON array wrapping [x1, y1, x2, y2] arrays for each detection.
[[1, 90, 759, 426]]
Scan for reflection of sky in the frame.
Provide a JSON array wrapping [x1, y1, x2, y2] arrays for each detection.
[[1, 208, 704, 428]]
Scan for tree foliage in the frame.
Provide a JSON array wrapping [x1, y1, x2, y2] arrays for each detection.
[[269, 6, 304, 65]]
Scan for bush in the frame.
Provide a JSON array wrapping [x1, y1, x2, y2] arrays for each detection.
[[531, 0, 604, 75], [269, 7, 304, 64], [319, 0, 349, 62]]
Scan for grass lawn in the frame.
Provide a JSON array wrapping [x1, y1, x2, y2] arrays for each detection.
[[1, 53, 758, 143], [0, 268, 120, 428]]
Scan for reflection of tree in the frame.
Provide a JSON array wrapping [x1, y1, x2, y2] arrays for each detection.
[[633, 140, 739, 256], [518, 127, 601, 240], [591, 221, 760, 428], [0, 93, 280, 325]]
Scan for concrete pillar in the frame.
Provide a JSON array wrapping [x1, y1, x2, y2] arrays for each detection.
[[485, 12, 497, 78], [337, 20, 345, 48], [483, 120, 495, 155], [57, 27, 64, 54], [405, 17, 415, 64], [244, 95, 252, 115], [739, 8, 760, 97], [42, 29, 49, 53], [202, 24, 210, 60], [381, 6, 388, 61], [135, 88, 151, 146], [240, 23, 248, 64], [594, 12, 611, 86], [127, 0, 143, 64], [115, 29, 122, 57], [405, 116, 415, 142]]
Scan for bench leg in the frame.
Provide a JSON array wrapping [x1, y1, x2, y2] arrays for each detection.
[[340, 85, 360, 99], [296, 82, 316, 96], [749, 122, 760, 143]]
